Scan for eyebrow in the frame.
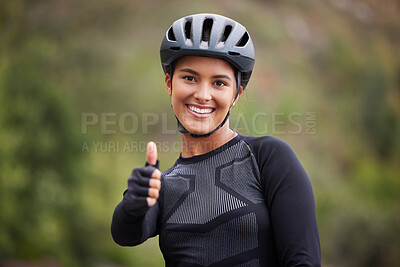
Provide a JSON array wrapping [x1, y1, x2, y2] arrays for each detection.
[[179, 68, 199, 76], [178, 68, 232, 81], [212, 74, 232, 81]]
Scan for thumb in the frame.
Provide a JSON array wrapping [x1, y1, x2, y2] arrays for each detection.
[[146, 141, 158, 166]]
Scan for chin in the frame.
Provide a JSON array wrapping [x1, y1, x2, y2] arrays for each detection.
[[185, 127, 212, 136], [182, 122, 214, 136]]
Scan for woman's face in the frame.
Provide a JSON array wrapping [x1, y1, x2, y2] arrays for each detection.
[[165, 56, 240, 136]]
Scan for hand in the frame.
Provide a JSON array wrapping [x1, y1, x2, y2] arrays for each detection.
[[122, 142, 161, 217]]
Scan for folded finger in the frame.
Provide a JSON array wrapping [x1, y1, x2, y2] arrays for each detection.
[[149, 178, 161, 190], [152, 169, 162, 180], [147, 197, 157, 207]]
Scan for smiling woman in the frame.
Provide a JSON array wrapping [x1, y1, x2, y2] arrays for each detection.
[[165, 56, 240, 146], [111, 13, 321, 267]]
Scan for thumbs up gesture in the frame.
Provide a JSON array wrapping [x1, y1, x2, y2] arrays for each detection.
[[122, 142, 162, 218]]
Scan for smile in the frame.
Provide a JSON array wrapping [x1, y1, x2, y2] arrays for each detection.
[[186, 104, 215, 118]]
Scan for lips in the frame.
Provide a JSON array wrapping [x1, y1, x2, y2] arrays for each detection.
[[185, 104, 215, 118]]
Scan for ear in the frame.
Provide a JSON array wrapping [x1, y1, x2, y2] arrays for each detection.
[[165, 73, 172, 96], [232, 86, 244, 106]]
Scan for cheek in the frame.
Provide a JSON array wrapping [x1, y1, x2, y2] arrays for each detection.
[[171, 83, 193, 101], [170, 88, 188, 108], [216, 91, 235, 108]]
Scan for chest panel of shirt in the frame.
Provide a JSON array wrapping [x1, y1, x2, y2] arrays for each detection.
[[160, 140, 265, 225], [159, 140, 268, 266]]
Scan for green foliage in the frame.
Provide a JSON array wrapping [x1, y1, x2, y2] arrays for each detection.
[[0, 29, 94, 266]]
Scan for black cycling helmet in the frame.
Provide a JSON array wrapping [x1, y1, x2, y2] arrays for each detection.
[[160, 13, 255, 89], [160, 13, 255, 137]]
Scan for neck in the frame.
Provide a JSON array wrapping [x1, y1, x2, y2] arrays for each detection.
[[181, 122, 237, 158]]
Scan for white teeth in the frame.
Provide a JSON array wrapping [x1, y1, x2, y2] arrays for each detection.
[[188, 105, 213, 114]]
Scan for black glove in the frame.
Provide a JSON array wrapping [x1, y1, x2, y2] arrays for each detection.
[[122, 161, 160, 218]]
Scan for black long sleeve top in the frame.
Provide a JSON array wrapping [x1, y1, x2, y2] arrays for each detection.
[[111, 135, 321, 266]]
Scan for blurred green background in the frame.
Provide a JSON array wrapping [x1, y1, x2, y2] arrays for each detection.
[[1, 0, 399, 266]]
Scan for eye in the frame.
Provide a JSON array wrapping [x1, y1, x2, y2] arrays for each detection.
[[183, 76, 196, 82], [214, 80, 227, 87]]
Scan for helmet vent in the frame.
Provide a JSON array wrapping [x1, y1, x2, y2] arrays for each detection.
[[202, 18, 213, 42], [228, 51, 240, 56], [184, 20, 192, 40], [221, 25, 232, 42], [236, 32, 249, 47], [169, 46, 181, 51], [167, 27, 176, 41]]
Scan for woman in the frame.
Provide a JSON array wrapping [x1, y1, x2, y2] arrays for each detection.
[[111, 13, 321, 266]]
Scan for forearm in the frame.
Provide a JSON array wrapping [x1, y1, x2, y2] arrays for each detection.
[[111, 201, 147, 246]]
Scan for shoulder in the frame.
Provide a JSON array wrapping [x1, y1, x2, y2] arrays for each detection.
[[240, 135, 305, 179], [240, 135, 295, 158]]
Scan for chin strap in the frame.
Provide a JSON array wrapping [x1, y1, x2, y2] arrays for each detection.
[[176, 73, 242, 138]]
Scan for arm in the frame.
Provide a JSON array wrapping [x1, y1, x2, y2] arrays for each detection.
[[111, 199, 159, 246], [247, 136, 321, 266], [111, 142, 161, 246]]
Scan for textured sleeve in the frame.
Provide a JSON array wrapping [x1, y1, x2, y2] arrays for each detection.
[[111, 198, 159, 246], [245, 136, 321, 267]]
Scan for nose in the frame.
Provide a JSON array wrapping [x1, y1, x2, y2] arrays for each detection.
[[193, 82, 212, 102]]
